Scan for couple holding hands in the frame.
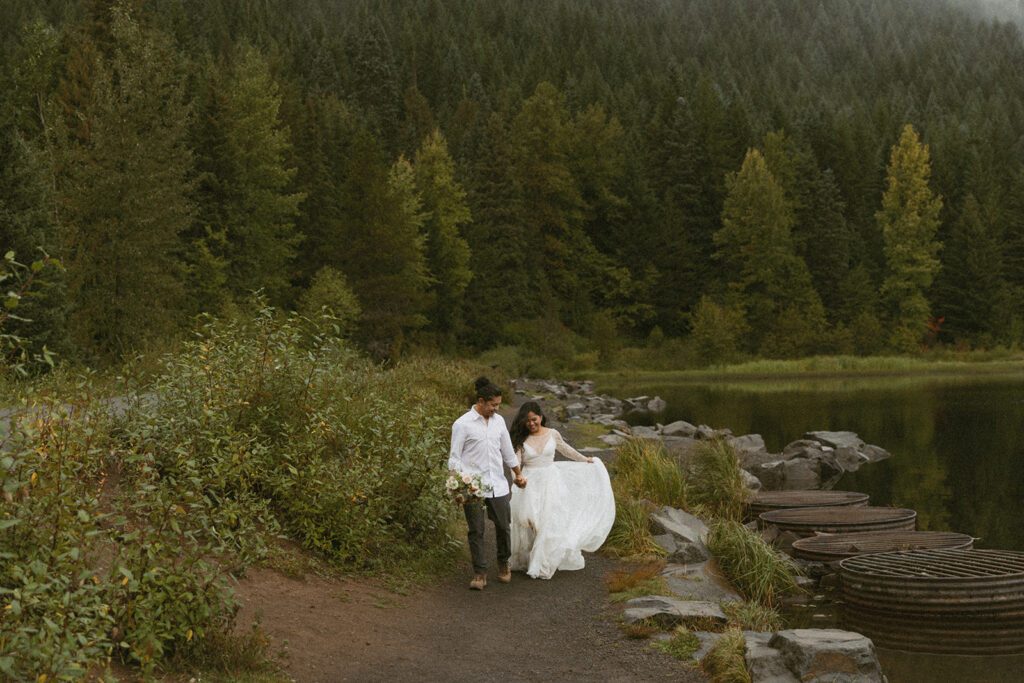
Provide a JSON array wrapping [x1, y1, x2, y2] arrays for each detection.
[[448, 377, 616, 590]]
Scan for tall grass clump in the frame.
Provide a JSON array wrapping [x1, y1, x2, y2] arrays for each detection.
[[688, 438, 752, 521], [603, 495, 668, 559], [706, 519, 801, 606], [612, 438, 689, 507], [701, 629, 751, 683]]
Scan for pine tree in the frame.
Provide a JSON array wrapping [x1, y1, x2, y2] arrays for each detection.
[[190, 44, 305, 310], [877, 124, 943, 352], [0, 126, 68, 357], [510, 82, 594, 327], [60, 3, 194, 358], [930, 194, 1003, 343], [413, 129, 472, 350], [461, 111, 532, 350], [334, 130, 431, 359], [715, 148, 826, 357]]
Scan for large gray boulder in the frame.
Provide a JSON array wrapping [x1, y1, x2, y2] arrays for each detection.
[[768, 629, 884, 683], [745, 631, 800, 683], [729, 433, 767, 458], [802, 431, 864, 450], [748, 454, 844, 491], [650, 506, 709, 539], [630, 425, 660, 439], [649, 507, 712, 563], [662, 420, 697, 437], [802, 431, 892, 467]]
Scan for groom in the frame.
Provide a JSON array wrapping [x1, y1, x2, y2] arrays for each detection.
[[449, 377, 526, 590]]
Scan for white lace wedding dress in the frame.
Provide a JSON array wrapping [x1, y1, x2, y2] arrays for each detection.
[[509, 429, 616, 579]]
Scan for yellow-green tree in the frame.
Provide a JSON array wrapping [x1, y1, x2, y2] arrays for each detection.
[[877, 124, 943, 352], [414, 129, 472, 351]]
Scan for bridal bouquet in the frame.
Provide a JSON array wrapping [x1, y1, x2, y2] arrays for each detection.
[[446, 470, 492, 505]]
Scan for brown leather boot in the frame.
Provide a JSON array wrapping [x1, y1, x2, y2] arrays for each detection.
[[497, 562, 511, 583], [469, 573, 487, 590]]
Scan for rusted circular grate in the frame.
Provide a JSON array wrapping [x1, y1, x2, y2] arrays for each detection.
[[759, 505, 916, 536], [748, 490, 869, 517], [840, 549, 1024, 654], [791, 530, 973, 562], [841, 548, 1024, 579]]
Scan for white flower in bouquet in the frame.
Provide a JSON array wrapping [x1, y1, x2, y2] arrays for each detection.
[[447, 469, 492, 505]]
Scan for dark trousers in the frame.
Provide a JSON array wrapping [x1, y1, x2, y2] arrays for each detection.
[[463, 493, 511, 574]]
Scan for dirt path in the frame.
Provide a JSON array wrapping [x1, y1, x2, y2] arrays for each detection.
[[236, 548, 707, 683]]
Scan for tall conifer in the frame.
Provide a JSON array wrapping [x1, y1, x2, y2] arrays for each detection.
[[877, 124, 943, 351]]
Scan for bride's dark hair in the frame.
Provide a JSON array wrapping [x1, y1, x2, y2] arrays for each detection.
[[510, 401, 547, 453]]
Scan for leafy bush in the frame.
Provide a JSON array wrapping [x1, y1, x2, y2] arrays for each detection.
[[706, 519, 801, 606], [0, 390, 113, 679], [1, 303, 477, 677], [121, 304, 474, 573], [297, 266, 361, 338]]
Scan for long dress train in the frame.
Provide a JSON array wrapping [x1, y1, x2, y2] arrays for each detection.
[[509, 429, 616, 579]]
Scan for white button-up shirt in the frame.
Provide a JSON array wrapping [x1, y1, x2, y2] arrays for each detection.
[[448, 406, 518, 498]]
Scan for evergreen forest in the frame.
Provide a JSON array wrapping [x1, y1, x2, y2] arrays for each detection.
[[4, 0, 1024, 367]]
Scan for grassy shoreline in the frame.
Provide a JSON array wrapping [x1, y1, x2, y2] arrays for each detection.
[[587, 354, 1024, 386]]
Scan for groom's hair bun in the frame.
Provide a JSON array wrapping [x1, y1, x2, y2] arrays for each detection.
[[474, 376, 501, 401]]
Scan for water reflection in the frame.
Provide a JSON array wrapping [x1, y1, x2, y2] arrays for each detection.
[[601, 372, 1024, 551]]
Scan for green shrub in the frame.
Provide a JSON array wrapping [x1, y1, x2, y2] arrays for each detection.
[[706, 520, 801, 606], [297, 266, 361, 338], [121, 304, 473, 574], [1, 303, 478, 678], [0, 390, 113, 679]]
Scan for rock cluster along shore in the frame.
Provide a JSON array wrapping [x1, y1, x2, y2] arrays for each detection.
[[510, 377, 889, 682], [637, 506, 884, 682], [509, 377, 892, 491]]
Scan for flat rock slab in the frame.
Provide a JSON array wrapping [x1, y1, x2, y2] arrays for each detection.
[[661, 560, 743, 603], [769, 629, 884, 683], [622, 596, 728, 628]]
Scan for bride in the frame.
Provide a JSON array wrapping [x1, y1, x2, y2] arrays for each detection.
[[508, 401, 615, 579]]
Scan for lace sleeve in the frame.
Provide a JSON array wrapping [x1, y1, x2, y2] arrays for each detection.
[[553, 430, 589, 462]]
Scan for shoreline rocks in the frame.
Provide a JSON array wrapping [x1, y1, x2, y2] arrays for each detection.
[[511, 376, 892, 491]]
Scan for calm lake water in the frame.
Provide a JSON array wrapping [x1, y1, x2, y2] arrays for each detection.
[[602, 370, 1024, 552], [602, 369, 1024, 681]]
